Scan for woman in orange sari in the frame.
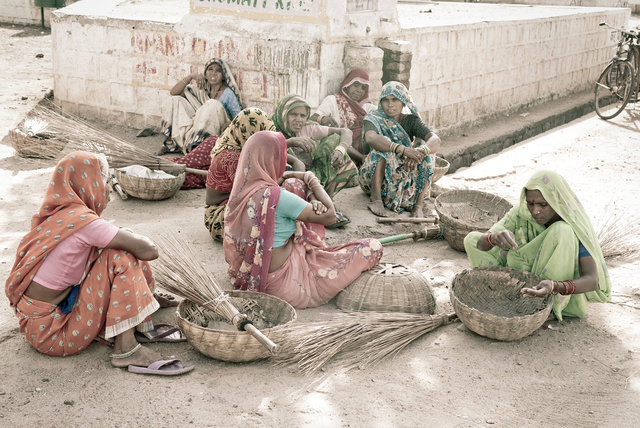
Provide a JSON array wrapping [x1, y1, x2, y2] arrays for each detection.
[[5, 152, 192, 376], [222, 131, 383, 308]]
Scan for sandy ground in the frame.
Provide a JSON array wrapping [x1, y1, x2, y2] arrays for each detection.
[[1, 22, 640, 427]]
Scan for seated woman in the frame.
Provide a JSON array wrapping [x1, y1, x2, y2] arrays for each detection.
[[272, 94, 358, 200], [310, 68, 377, 165], [463, 170, 611, 320], [160, 57, 243, 154], [222, 131, 383, 308], [5, 152, 193, 376], [203, 108, 305, 241], [359, 81, 441, 218]]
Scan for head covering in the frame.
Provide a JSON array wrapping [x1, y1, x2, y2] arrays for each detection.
[[377, 80, 419, 117], [223, 131, 288, 291], [209, 108, 276, 162], [518, 170, 610, 302], [203, 58, 244, 109], [271, 94, 311, 138], [5, 152, 109, 306], [338, 68, 371, 106]]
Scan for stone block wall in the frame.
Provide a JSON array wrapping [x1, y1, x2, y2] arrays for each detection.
[[0, 0, 78, 27], [399, 7, 629, 133]]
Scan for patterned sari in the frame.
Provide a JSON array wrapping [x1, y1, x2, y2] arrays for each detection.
[[223, 131, 383, 308], [464, 170, 611, 320], [5, 152, 158, 356], [272, 94, 358, 196], [358, 81, 434, 213], [160, 58, 243, 153], [203, 108, 276, 241]]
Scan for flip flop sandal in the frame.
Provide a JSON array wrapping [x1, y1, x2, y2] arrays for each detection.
[[127, 359, 194, 376], [134, 323, 187, 343], [328, 210, 351, 229]]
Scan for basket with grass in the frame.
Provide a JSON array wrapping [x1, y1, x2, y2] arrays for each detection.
[[435, 189, 513, 252], [431, 156, 450, 184], [337, 263, 436, 314], [114, 167, 185, 201], [177, 291, 297, 363], [450, 266, 552, 341], [9, 118, 65, 159]]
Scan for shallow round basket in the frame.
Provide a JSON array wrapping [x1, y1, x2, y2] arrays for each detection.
[[431, 156, 450, 184], [434, 189, 513, 252], [336, 263, 436, 314], [176, 290, 297, 363], [450, 266, 552, 341], [115, 168, 185, 201], [9, 129, 65, 159]]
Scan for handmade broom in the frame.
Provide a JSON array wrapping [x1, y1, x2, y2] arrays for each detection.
[[151, 235, 278, 354], [377, 225, 441, 245], [273, 312, 457, 375], [29, 102, 208, 176]]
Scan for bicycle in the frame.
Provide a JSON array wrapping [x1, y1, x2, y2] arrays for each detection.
[[594, 21, 640, 120]]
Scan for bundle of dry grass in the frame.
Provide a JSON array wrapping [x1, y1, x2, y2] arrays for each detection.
[[151, 235, 278, 353], [273, 312, 457, 375], [29, 102, 206, 176], [594, 203, 640, 261]]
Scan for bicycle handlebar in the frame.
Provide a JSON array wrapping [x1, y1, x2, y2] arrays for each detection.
[[599, 21, 639, 39]]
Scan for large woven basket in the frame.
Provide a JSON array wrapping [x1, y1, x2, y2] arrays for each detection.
[[177, 290, 297, 363], [435, 189, 513, 252], [115, 168, 184, 201], [431, 156, 450, 184], [336, 263, 436, 314], [450, 266, 552, 341], [9, 129, 65, 159]]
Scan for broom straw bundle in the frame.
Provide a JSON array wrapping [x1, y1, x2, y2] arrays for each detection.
[[273, 312, 457, 375], [151, 235, 277, 354], [595, 202, 640, 261], [29, 102, 207, 176]]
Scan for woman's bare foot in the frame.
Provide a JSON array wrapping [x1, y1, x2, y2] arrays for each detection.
[[111, 344, 162, 368], [367, 199, 388, 217], [411, 205, 424, 218], [154, 291, 179, 308]]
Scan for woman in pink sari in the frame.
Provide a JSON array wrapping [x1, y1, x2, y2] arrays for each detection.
[[223, 131, 383, 308]]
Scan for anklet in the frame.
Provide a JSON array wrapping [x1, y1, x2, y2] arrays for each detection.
[[111, 343, 142, 359]]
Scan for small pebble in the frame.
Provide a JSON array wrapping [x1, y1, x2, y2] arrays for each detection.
[[63, 400, 74, 406], [41, 378, 50, 382], [35, 387, 41, 392], [35, 53, 44, 58], [589, 410, 595, 415]]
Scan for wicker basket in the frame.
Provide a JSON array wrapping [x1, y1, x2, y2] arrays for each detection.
[[431, 156, 450, 184], [435, 189, 513, 252], [9, 128, 65, 159], [115, 168, 184, 201], [336, 263, 436, 314], [176, 290, 297, 362], [450, 266, 552, 341]]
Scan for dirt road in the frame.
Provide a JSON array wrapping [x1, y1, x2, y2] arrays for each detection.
[[1, 22, 639, 427]]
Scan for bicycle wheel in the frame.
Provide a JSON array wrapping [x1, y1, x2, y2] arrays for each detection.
[[625, 46, 639, 102], [594, 60, 636, 120]]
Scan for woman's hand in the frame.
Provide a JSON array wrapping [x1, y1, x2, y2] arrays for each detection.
[[321, 116, 339, 127], [521, 280, 554, 298], [311, 200, 328, 215], [489, 230, 518, 250], [287, 136, 316, 153], [194, 73, 207, 89]]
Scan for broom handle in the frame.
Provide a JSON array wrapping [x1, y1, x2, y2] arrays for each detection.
[[244, 323, 278, 354], [185, 167, 209, 176], [376, 217, 437, 224], [378, 226, 440, 245]]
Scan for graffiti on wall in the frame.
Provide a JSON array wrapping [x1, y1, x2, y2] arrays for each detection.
[[193, 0, 319, 15]]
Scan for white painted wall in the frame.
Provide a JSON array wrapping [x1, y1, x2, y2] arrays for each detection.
[[0, 0, 78, 27]]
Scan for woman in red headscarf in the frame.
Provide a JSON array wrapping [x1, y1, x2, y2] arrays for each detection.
[[310, 68, 377, 165], [5, 152, 192, 376], [223, 131, 383, 308]]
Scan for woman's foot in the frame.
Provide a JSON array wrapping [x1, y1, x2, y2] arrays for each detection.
[[367, 199, 388, 217], [111, 343, 162, 368], [411, 205, 424, 218]]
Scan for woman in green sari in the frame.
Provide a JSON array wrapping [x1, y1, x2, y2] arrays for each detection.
[[463, 170, 611, 320]]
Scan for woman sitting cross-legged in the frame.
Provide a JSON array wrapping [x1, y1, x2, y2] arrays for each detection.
[[160, 57, 243, 154], [273, 94, 358, 227], [5, 152, 193, 376], [310, 68, 377, 166], [222, 131, 383, 309], [359, 81, 441, 218], [203, 108, 305, 242], [463, 170, 611, 320]]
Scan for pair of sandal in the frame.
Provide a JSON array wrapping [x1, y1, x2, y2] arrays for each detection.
[[111, 324, 193, 376], [326, 209, 351, 229]]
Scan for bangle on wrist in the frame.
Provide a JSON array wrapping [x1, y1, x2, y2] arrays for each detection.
[[335, 145, 347, 155], [317, 115, 324, 125], [424, 146, 431, 155], [485, 233, 494, 249]]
